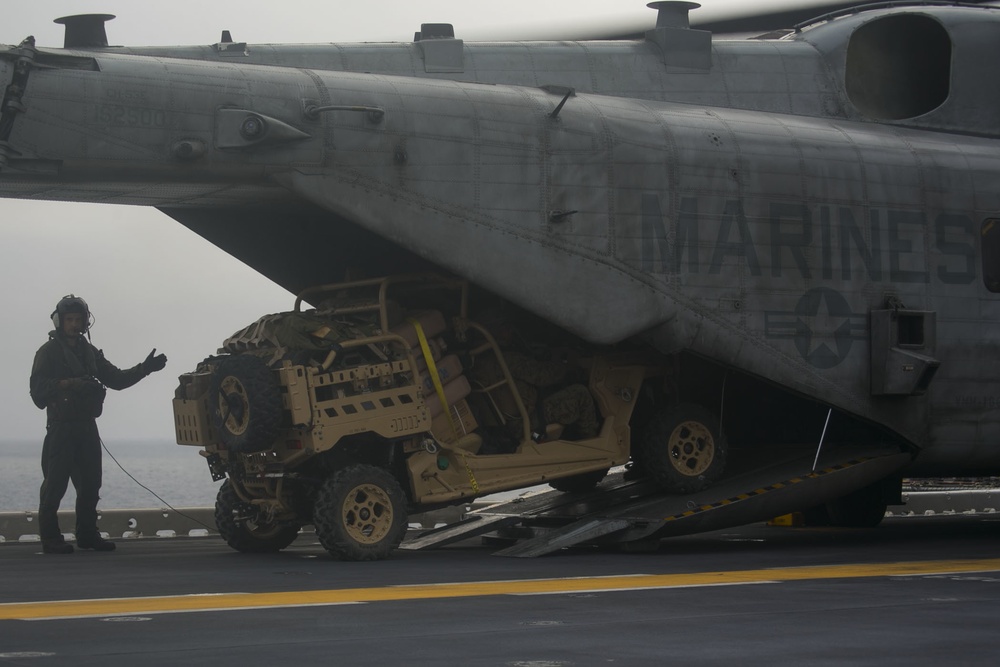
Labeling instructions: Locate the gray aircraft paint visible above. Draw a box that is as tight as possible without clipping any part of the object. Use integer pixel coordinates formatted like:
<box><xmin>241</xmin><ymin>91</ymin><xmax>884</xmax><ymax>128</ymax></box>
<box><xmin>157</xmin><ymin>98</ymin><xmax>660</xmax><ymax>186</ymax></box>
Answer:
<box><xmin>2</xmin><ymin>3</ymin><xmax>1000</xmax><ymax>475</ymax></box>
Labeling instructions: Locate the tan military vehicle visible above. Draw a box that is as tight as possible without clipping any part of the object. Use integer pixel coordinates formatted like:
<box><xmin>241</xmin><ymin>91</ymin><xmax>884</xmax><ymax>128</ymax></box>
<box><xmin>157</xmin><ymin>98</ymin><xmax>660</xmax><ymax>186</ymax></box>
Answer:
<box><xmin>173</xmin><ymin>274</ymin><xmax>727</xmax><ymax>560</ymax></box>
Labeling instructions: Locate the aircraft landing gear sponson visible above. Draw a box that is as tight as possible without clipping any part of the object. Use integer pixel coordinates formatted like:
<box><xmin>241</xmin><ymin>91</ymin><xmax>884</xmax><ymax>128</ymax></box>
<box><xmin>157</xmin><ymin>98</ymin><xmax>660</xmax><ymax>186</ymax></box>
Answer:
<box><xmin>824</xmin><ymin>477</ymin><xmax>894</xmax><ymax>527</ymax></box>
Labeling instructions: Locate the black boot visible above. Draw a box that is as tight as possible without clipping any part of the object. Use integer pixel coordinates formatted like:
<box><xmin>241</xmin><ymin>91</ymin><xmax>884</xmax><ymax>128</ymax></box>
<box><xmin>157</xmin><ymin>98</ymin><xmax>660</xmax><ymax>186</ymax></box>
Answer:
<box><xmin>76</xmin><ymin>534</ymin><xmax>116</xmax><ymax>551</ymax></box>
<box><xmin>42</xmin><ymin>538</ymin><xmax>74</xmax><ymax>554</ymax></box>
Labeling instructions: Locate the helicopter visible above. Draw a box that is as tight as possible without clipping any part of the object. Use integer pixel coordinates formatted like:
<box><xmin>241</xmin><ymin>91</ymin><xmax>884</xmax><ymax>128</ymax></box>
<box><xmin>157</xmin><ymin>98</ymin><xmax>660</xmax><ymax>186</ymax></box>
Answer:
<box><xmin>2</xmin><ymin>1</ymin><xmax>999</xmax><ymax>551</ymax></box>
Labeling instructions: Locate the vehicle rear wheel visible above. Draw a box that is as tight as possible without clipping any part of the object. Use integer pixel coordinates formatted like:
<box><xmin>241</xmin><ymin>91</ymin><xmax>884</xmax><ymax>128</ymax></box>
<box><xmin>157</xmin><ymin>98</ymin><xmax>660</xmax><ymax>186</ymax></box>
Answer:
<box><xmin>639</xmin><ymin>403</ymin><xmax>727</xmax><ymax>494</ymax></box>
<box><xmin>313</xmin><ymin>464</ymin><xmax>408</xmax><ymax>561</ymax></box>
<box><xmin>209</xmin><ymin>354</ymin><xmax>282</xmax><ymax>453</ymax></box>
<box><xmin>549</xmin><ymin>467</ymin><xmax>609</xmax><ymax>493</ymax></box>
<box><xmin>215</xmin><ymin>480</ymin><xmax>301</xmax><ymax>553</ymax></box>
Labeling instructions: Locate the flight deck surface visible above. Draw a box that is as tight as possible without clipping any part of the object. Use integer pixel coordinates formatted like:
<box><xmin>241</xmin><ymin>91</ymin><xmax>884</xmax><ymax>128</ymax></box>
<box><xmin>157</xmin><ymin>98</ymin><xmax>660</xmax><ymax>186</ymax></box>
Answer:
<box><xmin>2</xmin><ymin>515</ymin><xmax>999</xmax><ymax>666</ymax></box>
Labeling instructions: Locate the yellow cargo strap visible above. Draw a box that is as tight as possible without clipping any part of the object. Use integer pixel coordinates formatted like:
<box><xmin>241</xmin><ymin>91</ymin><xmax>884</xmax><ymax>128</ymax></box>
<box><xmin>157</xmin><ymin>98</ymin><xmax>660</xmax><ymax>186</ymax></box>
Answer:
<box><xmin>460</xmin><ymin>451</ymin><xmax>480</xmax><ymax>494</ymax></box>
<box><xmin>409</xmin><ymin>318</ymin><xmax>478</xmax><ymax>494</ymax></box>
<box><xmin>408</xmin><ymin>318</ymin><xmax>459</xmax><ymax>438</ymax></box>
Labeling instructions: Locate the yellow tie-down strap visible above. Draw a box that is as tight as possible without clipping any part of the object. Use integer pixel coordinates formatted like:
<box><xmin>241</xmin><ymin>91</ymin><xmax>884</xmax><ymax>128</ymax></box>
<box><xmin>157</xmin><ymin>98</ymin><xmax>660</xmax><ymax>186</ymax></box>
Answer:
<box><xmin>408</xmin><ymin>318</ymin><xmax>479</xmax><ymax>495</ymax></box>
<box><xmin>408</xmin><ymin>317</ymin><xmax>458</xmax><ymax>438</ymax></box>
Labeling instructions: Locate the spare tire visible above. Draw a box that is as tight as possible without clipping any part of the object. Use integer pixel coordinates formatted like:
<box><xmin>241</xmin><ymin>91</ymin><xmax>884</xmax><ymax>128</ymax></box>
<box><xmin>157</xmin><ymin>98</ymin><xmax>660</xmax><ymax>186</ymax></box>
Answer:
<box><xmin>209</xmin><ymin>355</ymin><xmax>282</xmax><ymax>453</ymax></box>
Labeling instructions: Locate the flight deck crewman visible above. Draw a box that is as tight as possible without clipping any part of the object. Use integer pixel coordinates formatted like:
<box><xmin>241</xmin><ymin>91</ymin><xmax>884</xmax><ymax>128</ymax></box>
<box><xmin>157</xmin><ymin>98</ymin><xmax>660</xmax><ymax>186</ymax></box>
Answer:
<box><xmin>29</xmin><ymin>295</ymin><xmax>167</xmax><ymax>554</ymax></box>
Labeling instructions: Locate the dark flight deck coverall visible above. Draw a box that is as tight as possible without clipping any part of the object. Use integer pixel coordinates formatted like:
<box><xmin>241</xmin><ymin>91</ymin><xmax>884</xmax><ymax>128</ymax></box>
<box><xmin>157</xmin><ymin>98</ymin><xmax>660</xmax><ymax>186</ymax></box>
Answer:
<box><xmin>29</xmin><ymin>331</ymin><xmax>148</xmax><ymax>543</ymax></box>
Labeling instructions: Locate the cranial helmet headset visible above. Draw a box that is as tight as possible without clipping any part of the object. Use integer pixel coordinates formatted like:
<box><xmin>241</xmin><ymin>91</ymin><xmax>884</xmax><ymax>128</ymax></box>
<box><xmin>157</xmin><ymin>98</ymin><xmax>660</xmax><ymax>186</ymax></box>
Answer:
<box><xmin>51</xmin><ymin>294</ymin><xmax>94</xmax><ymax>332</ymax></box>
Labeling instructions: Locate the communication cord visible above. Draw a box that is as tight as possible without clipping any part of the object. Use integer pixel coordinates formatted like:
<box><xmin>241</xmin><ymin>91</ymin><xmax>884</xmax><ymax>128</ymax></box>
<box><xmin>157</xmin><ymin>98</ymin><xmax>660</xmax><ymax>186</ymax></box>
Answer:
<box><xmin>100</xmin><ymin>438</ymin><xmax>215</xmax><ymax>532</ymax></box>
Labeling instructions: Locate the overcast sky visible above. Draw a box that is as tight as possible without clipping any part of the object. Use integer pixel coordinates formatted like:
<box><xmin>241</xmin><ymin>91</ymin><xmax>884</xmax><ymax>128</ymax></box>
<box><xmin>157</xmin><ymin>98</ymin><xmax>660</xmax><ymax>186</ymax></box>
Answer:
<box><xmin>0</xmin><ymin>0</ymin><xmax>846</xmax><ymax>444</ymax></box>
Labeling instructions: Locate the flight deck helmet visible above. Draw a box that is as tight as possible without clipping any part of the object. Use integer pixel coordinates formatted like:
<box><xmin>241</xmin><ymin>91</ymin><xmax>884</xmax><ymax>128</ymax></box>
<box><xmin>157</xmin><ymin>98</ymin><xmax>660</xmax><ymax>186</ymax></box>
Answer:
<box><xmin>51</xmin><ymin>294</ymin><xmax>92</xmax><ymax>332</ymax></box>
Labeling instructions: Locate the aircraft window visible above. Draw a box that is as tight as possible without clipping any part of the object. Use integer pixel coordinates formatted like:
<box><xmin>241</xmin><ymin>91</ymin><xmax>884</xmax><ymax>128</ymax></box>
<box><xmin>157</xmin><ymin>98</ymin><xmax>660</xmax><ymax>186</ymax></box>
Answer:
<box><xmin>845</xmin><ymin>14</ymin><xmax>951</xmax><ymax>120</ymax></box>
<box><xmin>982</xmin><ymin>219</ymin><xmax>1000</xmax><ymax>293</ymax></box>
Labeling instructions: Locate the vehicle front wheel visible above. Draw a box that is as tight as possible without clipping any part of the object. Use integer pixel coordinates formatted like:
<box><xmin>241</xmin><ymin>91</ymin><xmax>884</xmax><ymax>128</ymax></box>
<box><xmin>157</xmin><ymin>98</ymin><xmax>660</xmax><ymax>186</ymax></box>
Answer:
<box><xmin>215</xmin><ymin>480</ymin><xmax>301</xmax><ymax>553</ymax></box>
<box><xmin>639</xmin><ymin>403</ymin><xmax>727</xmax><ymax>494</ymax></box>
<box><xmin>313</xmin><ymin>464</ymin><xmax>408</xmax><ymax>561</ymax></box>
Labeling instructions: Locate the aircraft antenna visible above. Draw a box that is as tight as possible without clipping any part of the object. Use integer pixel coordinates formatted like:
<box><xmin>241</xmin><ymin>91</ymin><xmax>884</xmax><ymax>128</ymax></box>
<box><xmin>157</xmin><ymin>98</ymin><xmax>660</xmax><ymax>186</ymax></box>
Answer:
<box><xmin>811</xmin><ymin>408</ymin><xmax>833</xmax><ymax>472</ymax></box>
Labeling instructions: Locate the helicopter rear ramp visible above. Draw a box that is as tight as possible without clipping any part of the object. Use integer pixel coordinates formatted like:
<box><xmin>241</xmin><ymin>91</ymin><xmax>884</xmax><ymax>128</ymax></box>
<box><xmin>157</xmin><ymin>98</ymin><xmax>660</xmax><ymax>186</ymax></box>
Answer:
<box><xmin>400</xmin><ymin>445</ymin><xmax>911</xmax><ymax>557</ymax></box>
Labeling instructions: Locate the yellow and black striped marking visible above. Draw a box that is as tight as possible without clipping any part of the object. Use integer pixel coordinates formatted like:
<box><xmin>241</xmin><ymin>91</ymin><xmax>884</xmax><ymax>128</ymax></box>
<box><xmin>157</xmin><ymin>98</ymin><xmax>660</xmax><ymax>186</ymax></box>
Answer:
<box><xmin>664</xmin><ymin>459</ymin><xmax>870</xmax><ymax>522</ymax></box>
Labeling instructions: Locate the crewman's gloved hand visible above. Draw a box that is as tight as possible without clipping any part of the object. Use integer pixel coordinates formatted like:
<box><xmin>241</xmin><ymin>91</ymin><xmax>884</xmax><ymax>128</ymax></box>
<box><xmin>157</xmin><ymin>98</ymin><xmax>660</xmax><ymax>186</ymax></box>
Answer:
<box><xmin>142</xmin><ymin>348</ymin><xmax>167</xmax><ymax>375</ymax></box>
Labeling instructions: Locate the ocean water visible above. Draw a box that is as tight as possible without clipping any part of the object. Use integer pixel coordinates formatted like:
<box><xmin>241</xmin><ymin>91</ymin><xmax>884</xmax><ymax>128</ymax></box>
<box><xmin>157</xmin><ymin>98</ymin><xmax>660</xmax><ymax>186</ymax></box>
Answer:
<box><xmin>0</xmin><ymin>439</ymin><xmax>221</xmax><ymax>512</ymax></box>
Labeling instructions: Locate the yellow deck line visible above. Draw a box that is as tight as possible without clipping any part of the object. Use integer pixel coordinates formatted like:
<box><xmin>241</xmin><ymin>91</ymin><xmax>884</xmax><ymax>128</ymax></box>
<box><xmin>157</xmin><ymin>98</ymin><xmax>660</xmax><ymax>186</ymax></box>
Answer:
<box><xmin>3</xmin><ymin>558</ymin><xmax>999</xmax><ymax>621</ymax></box>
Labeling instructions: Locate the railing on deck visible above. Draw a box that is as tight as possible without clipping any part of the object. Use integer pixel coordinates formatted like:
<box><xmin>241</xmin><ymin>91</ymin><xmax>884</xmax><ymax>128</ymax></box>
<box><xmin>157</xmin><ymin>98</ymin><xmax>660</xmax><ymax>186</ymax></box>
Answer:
<box><xmin>0</xmin><ymin>505</ymin><xmax>475</xmax><ymax>544</ymax></box>
<box><xmin>2</xmin><ymin>488</ymin><xmax>997</xmax><ymax>544</ymax></box>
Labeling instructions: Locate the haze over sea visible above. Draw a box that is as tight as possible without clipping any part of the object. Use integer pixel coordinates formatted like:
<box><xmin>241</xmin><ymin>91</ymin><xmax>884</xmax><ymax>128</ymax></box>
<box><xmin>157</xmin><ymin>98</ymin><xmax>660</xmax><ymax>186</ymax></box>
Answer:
<box><xmin>0</xmin><ymin>439</ymin><xmax>220</xmax><ymax>512</ymax></box>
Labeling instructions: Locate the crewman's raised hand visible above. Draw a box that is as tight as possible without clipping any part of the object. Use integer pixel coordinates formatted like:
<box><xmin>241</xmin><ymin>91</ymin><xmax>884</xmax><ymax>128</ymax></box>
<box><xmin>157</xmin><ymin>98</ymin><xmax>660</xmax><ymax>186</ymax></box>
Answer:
<box><xmin>142</xmin><ymin>348</ymin><xmax>167</xmax><ymax>374</ymax></box>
